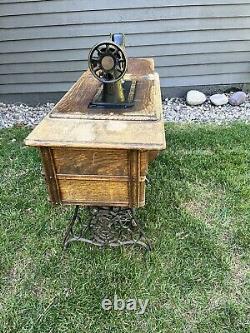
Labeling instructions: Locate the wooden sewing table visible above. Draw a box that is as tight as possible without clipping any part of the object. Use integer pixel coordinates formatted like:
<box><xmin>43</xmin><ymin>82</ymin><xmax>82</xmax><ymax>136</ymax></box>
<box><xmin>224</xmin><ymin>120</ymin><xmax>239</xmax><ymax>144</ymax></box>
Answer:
<box><xmin>25</xmin><ymin>58</ymin><xmax>166</xmax><ymax>249</ymax></box>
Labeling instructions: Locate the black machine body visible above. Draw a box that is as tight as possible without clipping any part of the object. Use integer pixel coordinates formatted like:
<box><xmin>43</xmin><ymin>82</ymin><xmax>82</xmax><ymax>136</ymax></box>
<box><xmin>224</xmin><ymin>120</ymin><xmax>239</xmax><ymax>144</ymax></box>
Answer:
<box><xmin>88</xmin><ymin>33</ymin><xmax>136</xmax><ymax>109</ymax></box>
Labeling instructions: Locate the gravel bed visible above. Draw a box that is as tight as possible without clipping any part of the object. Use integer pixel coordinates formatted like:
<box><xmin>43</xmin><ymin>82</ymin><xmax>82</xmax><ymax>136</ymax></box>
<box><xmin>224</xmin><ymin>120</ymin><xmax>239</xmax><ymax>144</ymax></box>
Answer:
<box><xmin>163</xmin><ymin>93</ymin><xmax>250</xmax><ymax>124</ymax></box>
<box><xmin>0</xmin><ymin>102</ymin><xmax>54</xmax><ymax>129</ymax></box>
<box><xmin>0</xmin><ymin>94</ymin><xmax>250</xmax><ymax>129</ymax></box>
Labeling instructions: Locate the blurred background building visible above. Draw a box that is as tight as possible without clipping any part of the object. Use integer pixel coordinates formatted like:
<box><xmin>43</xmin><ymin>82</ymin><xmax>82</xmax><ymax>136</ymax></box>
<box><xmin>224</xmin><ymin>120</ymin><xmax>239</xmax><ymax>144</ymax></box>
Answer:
<box><xmin>0</xmin><ymin>0</ymin><xmax>249</xmax><ymax>104</ymax></box>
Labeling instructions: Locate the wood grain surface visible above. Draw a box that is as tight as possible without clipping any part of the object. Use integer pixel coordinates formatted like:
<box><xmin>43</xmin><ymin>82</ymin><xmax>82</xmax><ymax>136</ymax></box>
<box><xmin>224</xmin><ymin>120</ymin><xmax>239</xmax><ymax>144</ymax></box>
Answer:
<box><xmin>25</xmin><ymin>58</ymin><xmax>165</xmax><ymax>150</ymax></box>
<box><xmin>59</xmin><ymin>179</ymin><xmax>129</xmax><ymax>205</ymax></box>
<box><xmin>52</xmin><ymin>148</ymin><xmax>128</xmax><ymax>176</ymax></box>
<box><xmin>26</xmin><ymin>58</ymin><xmax>165</xmax><ymax>207</ymax></box>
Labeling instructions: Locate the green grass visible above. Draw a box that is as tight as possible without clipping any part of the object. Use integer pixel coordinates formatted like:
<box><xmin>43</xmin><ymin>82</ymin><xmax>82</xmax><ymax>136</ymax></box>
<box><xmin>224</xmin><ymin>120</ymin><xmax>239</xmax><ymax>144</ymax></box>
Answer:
<box><xmin>0</xmin><ymin>123</ymin><xmax>249</xmax><ymax>333</ymax></box>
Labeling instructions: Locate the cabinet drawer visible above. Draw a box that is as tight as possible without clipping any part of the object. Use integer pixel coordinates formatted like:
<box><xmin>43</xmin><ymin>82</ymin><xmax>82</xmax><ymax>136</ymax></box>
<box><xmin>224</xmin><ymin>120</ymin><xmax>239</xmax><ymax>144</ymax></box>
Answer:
<box><xmin>52</xmin><ymin>148</ymin><xmax>128</xmax><ymax>176</ymax></box>
<box><xmin>40</xmin><ymin>147</ymin><xmax>147</xmax><ymax>207</ymax></box>
<box><xmin>58</xmin><ymin>179</ymin><xmax>129</xmax><ymax>205</ymax></box>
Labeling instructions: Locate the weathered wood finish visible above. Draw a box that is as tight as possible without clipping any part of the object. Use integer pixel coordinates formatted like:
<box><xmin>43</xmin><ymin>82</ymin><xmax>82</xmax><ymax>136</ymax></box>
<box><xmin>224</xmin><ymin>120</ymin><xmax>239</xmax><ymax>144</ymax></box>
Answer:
<box><xmin>59</xmin><ymin>179</ymin><xmax>129</xmax><ymax>205</ymax></box>
<box><xmin>49</xmin><ymin>59</ymin><xmax>157</xmax><ymax>121</ymax></box>
<box><xmin>52</xmin><ymin>148</ymin><xmax>128</xmax><ymax>176</ymax></box>
<box><xmin>40</xmin><ymin>147</ymin><xmax>60</xmax><ymax>204</ymax></box>
<box><xmin>41</xmin><ymin>147</ymin><xmax>148</xmax><ymax>207</ymax></box>
<box><xmin>25</xmin><ymin>59</ymin><xmax>165</xmax><ymax>151</ymax></box>
<box><xmin>25</xmin><ymin>58</ymin><xmax>166</xmax><ymax>208</ymax></box>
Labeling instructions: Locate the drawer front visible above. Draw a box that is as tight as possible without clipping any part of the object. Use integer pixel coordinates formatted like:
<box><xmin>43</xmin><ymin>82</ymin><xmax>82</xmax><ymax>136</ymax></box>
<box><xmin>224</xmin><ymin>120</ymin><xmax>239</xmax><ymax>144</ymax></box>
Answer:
<box><xmin>41</xmin><ymin>147</ymin><xmax>148</xmax><ymax>207</ymax></box>
<box><xmin>58</xmin><ymin>179</ymin><xmax>129</xmax><ymax>205</ymax></box>
<box><xmin>52</xmin><ymin>148</ymin><xmax>128</xmax><ymax>176</ymax></box>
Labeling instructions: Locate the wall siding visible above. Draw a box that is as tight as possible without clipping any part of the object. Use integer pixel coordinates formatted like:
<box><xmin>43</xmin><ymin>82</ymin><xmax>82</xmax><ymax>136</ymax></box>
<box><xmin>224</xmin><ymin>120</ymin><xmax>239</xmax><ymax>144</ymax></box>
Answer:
<box><xmin>0</xmin><ymin>0</ymin><xmax>250</xmax><ymax>102</ymax></box>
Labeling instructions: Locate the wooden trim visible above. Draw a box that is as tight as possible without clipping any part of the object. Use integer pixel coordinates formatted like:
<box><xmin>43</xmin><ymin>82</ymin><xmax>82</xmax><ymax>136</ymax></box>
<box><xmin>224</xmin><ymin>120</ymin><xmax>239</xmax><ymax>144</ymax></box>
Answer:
<box><xmin>127</xmin><ymin>150</ymin><xmax>131</xmax><ymax>207</ymax></box>
<box><xmin>61</xmin><ymin>200</ymin><xmax>129</xmax><ymax>207</ymax></box>
<box><xmin>51</xmin><ymin>147</ymin><xmax>128</xmax><ymax>152</ymax></box>
<box><xmin>57</xmin><ymin>174</ymin><xmax>129</xmax><ymax>181</ymax></box>
<box><xmin>137</xmin><ymin>151</ymin><xmax>141</xmax><ymax>208</ymax></box>
<box><xmin>129</xmin><ymin>150</ymin><xmax>140</xmax><ymax>207</ymax></box>
<box><xmin>26</xmin><ymin>139</ymin><xmax>166</xmax><ymax>150</ymax></box>
<box><xmin>40</xmin><ymin>147</ymin><xmax>61</xmax><ymax>204</ymax></box>
<box><xmin>56</xmin><ymin>174</ymin><xmax>146</xmax><ymax>182</ymax></box>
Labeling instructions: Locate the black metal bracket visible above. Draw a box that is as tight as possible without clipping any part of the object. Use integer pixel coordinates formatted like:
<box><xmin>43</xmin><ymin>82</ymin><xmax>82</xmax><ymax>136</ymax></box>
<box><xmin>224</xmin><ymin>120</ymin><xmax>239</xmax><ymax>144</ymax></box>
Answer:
<box><xmin>63</xmin><ymin>206</ymin><xmax>151</xmax><ymax>251</ymax></box>
<box><xmin>88</xmin><ymin>80</ymin><xmax>136</xmax><ymax>109</ymax></box>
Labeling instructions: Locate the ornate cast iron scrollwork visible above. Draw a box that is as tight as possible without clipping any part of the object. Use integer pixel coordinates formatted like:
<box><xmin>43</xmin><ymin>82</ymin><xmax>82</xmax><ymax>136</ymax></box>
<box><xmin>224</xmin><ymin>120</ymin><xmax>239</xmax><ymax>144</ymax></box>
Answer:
<box><xmin>63</xmin><ymin>206</ymin><xmax>151</xmax><ymax>251</ymax></box>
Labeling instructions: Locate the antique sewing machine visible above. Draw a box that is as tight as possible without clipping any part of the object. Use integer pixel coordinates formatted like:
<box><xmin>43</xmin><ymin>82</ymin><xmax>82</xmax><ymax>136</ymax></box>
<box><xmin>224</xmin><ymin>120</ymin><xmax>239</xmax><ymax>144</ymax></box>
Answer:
<box><xmin>25</xmin><ymin>33</ymin><xmax>166</xmax><ymax>250</ymax></box>
<box><xmin>88</xmin><ymin>33</ymin><xmax>135</xmax><ymax>108</ymax></box>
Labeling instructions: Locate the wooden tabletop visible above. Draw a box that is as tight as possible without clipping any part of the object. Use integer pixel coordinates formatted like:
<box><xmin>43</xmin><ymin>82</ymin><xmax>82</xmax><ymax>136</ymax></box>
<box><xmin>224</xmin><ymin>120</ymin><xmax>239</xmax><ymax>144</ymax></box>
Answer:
<box><xmin>25</xmin><ymin>58</ymin><xmax>166</xmax><ymax>150</ymax></box>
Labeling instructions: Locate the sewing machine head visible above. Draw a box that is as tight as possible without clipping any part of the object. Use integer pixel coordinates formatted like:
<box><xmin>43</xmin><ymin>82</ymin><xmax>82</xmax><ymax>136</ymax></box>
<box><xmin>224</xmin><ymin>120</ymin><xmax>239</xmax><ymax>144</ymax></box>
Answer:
<box><xmin>88</xmin><ymin>33</ymin><xmax>136</xmax><ymax>109</ymax></box>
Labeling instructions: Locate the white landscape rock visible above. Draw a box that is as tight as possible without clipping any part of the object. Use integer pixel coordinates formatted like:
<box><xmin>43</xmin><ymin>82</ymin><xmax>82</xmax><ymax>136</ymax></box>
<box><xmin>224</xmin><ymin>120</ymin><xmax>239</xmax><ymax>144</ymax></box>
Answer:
<box><xmin>163</xmin><ymin>93</ymin><xmax>250</xmax><ymax>124</ymax></box>
<box><xmin>210</xmin><ymin>94</ymin><xmax>228</xmax><ymax>106</ymax></box>
<box><xmin>186</xmin><ymin>90</ymin><xmax>206</xmax><ymax>106</ymax></box>
<box><xmin>229</xmin><ymin>91</ymin><xmax>247</xmax><ymax>106</ymax></box>
<box><xmin>1</xmin><ymin>94</ymin><xmax>250</xmax><ymax>130</ymax></box>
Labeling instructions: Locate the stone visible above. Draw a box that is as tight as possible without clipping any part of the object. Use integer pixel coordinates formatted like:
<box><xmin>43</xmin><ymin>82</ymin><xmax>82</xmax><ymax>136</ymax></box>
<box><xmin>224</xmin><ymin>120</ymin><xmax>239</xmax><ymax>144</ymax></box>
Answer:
<box><xmin>210</xmin><ymin>94</ymin><xmax>228</xmax><ymax>106</ymax></box>
<box><xmin>186</xmin><ymin>90</ymin><xmax>206</xmax><ymax>106</ymax></box>
<box><xmin>229</xmin><ymin>91</ymin><xmax>247</xmax><ymax>106</ymax></box>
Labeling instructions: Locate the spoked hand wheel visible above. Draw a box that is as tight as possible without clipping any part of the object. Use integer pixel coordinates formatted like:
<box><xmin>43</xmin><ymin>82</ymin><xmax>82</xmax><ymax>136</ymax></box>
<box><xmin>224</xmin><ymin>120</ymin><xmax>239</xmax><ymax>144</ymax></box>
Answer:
<box><xmin>88</xmin><ymin>41</ymin><xmax>127</xmax><ymax>83</ymax></box>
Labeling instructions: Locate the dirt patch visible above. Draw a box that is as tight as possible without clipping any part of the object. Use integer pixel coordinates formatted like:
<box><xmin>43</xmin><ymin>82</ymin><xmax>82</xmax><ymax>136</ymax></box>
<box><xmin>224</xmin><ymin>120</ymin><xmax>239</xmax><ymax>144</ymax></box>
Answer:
<box><xmin>181</xmin><ymin>181</ymin><xmax>226</xmax><ymax>225</ymax></box>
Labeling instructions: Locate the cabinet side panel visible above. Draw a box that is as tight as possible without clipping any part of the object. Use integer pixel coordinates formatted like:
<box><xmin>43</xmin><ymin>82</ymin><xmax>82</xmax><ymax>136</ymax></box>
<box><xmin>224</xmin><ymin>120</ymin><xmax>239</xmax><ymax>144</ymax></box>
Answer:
<box><xmin>129</xmin><ymin>150</ymin><xmax>139</xmax><ymax>207</ymax></box>
<box><xmin>139</xmin><ymin>151</ymin><xmax>148</xmax><ymax>206</ymax></box>
<box><xmin>40</xmin><ymin>147</ymin><xmax>61</xmax><ymax>204</ymax></box>
<box><xmin>139</xmin><ymin>182</ymin><xmax>145</xmax><ymax>207</ymax></box>
<box><xmin>129</xmin><ymin>150</ymin><xmax>148</xmax><ymax>208</ymax></box>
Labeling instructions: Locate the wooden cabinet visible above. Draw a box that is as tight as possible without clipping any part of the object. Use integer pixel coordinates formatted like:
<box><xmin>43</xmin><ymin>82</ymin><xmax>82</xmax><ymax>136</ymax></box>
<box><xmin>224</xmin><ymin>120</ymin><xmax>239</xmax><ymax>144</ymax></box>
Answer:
<box><xmin>40</xmin><ymin>147</ymin><xmax>150</xmax><ymax>207</ymax></box>
<box><xmin>25</xmin><ymin>58</ymin><xmax>166</xmax><ymax>208</ymax></box>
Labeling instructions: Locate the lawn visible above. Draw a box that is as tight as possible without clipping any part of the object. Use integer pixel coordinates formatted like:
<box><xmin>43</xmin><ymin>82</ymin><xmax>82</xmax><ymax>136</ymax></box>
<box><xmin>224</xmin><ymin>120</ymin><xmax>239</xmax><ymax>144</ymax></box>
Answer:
<box><xmin>0</xmin><ymin>123</ymin><xmax>249</xmax><ymax>333</ymax></box>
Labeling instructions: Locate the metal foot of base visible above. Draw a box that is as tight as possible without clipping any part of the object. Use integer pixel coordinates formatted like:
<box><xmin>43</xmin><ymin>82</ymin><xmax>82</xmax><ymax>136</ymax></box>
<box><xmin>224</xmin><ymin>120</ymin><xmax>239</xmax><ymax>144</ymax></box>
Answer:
<box><xmin>63</xmin><ymin>206</ymin><xmax>152</xmax><ymax>251</ymax></box>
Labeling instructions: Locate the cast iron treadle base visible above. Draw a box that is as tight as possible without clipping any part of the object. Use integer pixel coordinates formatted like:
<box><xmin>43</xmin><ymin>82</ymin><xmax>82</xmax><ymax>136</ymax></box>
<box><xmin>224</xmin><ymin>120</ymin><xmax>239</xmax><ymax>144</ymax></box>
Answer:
<box><xmin>63</xmin><ymin>206</ymin><xmax>152</xmax><ymax>251</ymax></box>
